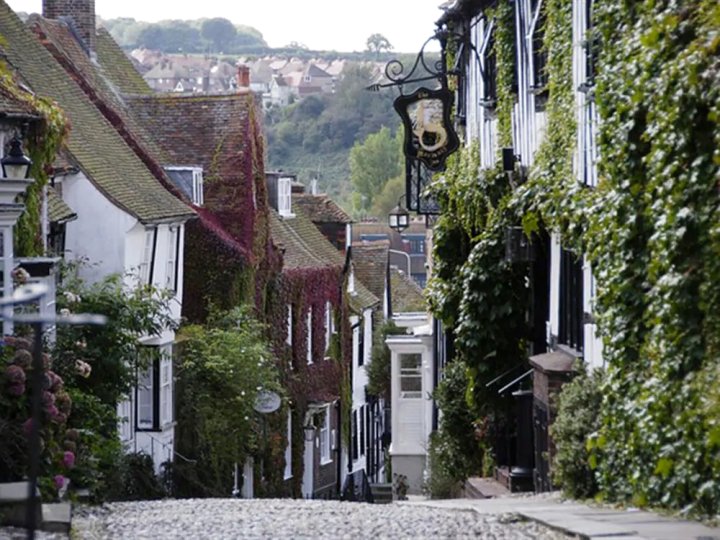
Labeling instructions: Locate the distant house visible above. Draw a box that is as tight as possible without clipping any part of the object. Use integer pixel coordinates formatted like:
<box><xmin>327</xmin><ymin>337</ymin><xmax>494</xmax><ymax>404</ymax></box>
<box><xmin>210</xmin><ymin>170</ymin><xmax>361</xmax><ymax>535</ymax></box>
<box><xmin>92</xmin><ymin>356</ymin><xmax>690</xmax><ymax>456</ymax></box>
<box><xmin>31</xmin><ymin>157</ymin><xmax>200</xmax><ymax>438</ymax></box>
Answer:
<box><xmin>353</xmin><ymin>220</ymin><xmax>429</xmax><ymax>288</ymax></box>
<box><xmin>296</xmin><ymin>63</ymin><xmax>335</xmax><ymax>97</ymax></box>
<box><xmin>267</xmin><ymin>74</ymin><xmax>293</xmax><ymax>108</ymax></box>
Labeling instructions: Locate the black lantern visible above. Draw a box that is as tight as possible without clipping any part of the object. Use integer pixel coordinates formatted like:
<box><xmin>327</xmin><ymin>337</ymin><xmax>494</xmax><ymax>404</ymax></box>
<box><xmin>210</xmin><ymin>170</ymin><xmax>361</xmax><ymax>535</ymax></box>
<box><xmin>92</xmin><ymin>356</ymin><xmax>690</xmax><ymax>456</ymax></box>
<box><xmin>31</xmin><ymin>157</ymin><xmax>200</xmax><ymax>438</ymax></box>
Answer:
<box><xmin>1</xmin><ymin>136</ymin><xmax>32</xmax><ymax>179</ymax></box>
<box><xmin>388</xmin><ymin>199</ymin><xmax>410</xmax><ymax>233</ymax></box>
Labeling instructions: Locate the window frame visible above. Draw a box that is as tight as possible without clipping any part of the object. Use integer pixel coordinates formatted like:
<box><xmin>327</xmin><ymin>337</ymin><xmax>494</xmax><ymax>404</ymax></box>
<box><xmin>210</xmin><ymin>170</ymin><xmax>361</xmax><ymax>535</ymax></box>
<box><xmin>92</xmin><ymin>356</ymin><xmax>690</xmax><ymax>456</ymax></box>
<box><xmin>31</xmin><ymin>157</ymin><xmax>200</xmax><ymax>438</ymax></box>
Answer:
<box><xmin>139</xmin><ymin>228</ymin><xmax>157</xmax><ymax>285</ymax></box>
<box><xmin>306</xmin><ymin>308</ymin><xmax>313</xmax><ymax>365</ymax></box>
<box><xmin>399</xmin><ymin>353</ymin><xmax>423</xmax><ymax>399</ymax></box>
<box><xmin>319</xmin><ymin>405</ymin><xmax>331</xmax><ymax>464</ymax></box>
<box><xmin>278</xmin><ymin>176</ymin><xmax>293</xmax><ymax>217</ymax></box>
<box><xmin>559</xmin><ymin>248</ymin><xmax>584</xmax><ymax>352</ymax></box>
<box><xmin>284</xmin><ymin>410</ymin><xmax>293</xmax><ymax>479</ymax></box>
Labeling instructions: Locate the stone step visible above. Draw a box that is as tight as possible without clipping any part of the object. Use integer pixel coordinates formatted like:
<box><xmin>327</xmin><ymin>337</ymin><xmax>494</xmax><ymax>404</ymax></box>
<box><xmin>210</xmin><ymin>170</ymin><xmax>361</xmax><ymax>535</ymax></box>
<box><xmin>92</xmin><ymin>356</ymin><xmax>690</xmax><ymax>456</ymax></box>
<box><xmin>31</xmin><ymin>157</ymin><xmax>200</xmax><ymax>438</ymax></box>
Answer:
<box><xmin>0</xmin><ymin>482</ymin><xmax>41</xmax><ymax>529</ymax></box>
<box><xmin>464</xmin><ymin>477</ymin><xmax>511</xmax><ymax>499</ymax></box>
<box><xmin>370</xmin><ymin>483</ymin><xmax>394</xmax><ymax>504</ymax></box>
<box><xmin>41</xmin><ymin>502</ymin><xmax>72</xmax><ymax>534</ymax></box>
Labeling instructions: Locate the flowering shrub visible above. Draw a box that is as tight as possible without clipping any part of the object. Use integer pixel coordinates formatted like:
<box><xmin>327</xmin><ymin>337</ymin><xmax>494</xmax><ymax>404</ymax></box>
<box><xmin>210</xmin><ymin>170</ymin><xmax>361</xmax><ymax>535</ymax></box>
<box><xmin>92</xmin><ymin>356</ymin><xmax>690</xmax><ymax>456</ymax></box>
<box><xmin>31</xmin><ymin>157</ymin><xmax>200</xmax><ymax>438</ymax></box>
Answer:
<box><xmin>0</xmin><ymin>336</ymin><xmax>73</xmax><ymax>500</ymax></box>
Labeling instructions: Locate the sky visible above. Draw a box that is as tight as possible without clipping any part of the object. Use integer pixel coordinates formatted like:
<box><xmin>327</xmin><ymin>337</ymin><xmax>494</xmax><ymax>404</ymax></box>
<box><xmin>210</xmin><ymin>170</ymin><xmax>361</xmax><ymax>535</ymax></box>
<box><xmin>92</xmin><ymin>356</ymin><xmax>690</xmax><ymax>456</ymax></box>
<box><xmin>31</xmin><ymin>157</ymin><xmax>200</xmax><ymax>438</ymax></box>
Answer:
<box><xmin>5</xmin><ymin>0</ymin><xmax>446</xmax><ymax>53</ymax></box>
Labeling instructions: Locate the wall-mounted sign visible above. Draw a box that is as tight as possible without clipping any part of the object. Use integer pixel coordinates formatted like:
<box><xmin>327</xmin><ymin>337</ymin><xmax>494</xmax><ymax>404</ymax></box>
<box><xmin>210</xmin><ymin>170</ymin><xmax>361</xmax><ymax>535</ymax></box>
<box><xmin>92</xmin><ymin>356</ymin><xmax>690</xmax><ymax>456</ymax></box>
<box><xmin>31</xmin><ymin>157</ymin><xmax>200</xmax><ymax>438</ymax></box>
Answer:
<box><xmin>253</xmin><ymin>390</ymin><xmax>281</xmax><ymax>414</ymax></box>
<box><xmin>394</xmin><ymin>87</ymin><xmax>459</xmax><ymax>171</ymax></box>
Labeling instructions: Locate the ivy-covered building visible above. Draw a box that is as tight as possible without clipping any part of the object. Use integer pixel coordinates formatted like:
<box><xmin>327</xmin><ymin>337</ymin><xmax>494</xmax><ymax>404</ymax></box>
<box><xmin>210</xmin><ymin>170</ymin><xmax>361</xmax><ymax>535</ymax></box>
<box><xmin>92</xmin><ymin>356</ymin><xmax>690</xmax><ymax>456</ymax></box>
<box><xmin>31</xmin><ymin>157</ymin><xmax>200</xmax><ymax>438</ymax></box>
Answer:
<box><xmin>428</xmin><ymin>0</ymin><xmax>720</xmax><ymax>513</ymax></box>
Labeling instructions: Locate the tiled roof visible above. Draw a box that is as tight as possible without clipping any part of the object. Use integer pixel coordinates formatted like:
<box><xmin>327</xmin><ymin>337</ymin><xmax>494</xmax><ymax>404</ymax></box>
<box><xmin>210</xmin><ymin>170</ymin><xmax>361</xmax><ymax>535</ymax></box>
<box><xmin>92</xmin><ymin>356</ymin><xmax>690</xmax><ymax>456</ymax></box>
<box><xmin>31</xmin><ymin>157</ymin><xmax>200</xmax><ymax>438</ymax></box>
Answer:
<box><xmin>349</xmin><ymin>279</ymin><xmax>379</xmax><ymax>312</ymax></box>
<box><xmin>390</xmin><ymin>267</ymin><xmax>426</xmax><ymax>313</ymax></box>
<box><xmin>351</xmin><ymin>241</ymin><xmax>389</xmax><ymax>303</ymax></box>
<box><xmin>30</xmin><ymin>16</ymin><xmax>171</xmax><ymax>164</ymax></box>
<box><xmin>47</xmin><ymin>186</ymin><xmax>76</xmax><ymax>223</ymax></box>
<box><xmin>270</xmin><ymin>210</ymin><xmax>345</xmax><ymax>271</ymax></box>
<box><xmin>293</xmin><ymin>193</ymin><xmax>352</xmax><ymax>224</ymax></box>
<box><xmin>0</xmin><ymin>5</ymin><xmax>192</xmax><ymax>222</ymax></box>
<box><xmin>95</xmin><ymin>27</ymin><xmax>153</xmax><ymax>96</ymax></box>
<box><xmin>126</xmin><ymin>92</ymin><xmax>253</xmax><ymax>170</ymax></box>
<box><xmin>0</xmin><ymin>83</ymin><xmax>39</xmax><ymax>117</ymax></box>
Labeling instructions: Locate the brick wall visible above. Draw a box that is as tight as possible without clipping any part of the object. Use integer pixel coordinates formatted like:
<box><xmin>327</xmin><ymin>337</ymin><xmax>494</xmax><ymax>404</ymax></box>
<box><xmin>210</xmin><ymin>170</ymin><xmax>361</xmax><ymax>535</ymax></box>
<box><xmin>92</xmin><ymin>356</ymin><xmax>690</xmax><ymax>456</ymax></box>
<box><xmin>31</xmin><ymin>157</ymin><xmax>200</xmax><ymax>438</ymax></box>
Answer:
<box><xmin>43</xmin><ymin>0</ymin><xmax>96</xmax><ymax>53</ymax></box>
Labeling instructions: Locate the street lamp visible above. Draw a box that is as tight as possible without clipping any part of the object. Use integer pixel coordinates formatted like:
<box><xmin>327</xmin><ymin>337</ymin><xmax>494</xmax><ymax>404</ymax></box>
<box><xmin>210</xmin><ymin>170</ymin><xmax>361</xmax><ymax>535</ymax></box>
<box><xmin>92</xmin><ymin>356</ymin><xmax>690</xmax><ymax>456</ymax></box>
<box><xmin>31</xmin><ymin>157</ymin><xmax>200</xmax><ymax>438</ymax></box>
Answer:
<box><xmin>2</xmin><ymin>136</ymin><xmax>33</xmax><ymax>179</ymax></box>
<box><xmin>388</xmin><ymin>196</ymin><xmax>410</xmax><ymax>233</ymax></box>
<box><xmin>0</xmin><ymin>135</ymin><xmax>34</xmax><ymax>336</ymax></box>
<box><xmin>303</xmin><ymin>423</ymin><xmax>316</xmax><ymax>442</ymax></box>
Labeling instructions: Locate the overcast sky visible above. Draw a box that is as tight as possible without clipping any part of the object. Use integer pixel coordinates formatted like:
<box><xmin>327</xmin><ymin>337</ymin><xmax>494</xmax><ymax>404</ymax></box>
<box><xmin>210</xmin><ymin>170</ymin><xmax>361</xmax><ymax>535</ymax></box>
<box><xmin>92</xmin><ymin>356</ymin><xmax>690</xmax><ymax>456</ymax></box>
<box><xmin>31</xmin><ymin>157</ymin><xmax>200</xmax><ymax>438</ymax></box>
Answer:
<box><xmin>5</xmin><ymin>0</ymin><xmax>445</xmax><ymax>53</ymax></box>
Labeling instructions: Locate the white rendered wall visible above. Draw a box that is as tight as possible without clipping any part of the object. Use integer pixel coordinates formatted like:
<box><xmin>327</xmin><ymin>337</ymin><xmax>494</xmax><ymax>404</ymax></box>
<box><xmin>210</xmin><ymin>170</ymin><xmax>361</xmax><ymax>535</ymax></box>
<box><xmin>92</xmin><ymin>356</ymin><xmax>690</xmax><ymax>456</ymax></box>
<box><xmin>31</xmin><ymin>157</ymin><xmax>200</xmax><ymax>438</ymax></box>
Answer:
<box><xmin>62</xmin><ymin>172</ymin><xmax>135</xmax><ymax>283</ymax></box>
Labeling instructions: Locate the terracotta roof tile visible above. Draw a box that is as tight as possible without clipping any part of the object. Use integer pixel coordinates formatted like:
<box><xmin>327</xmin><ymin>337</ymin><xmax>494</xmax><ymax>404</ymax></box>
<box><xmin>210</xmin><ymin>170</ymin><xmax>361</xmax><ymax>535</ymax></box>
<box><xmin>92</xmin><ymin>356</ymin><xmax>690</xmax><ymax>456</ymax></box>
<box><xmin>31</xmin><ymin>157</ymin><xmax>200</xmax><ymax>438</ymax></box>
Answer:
<box><xmin>47</xmin><ymin>186</ymin><xmax>76</xmax><ymax>223</ymax></box>
<box><xmin>390</xmin><ymin>267</ymin><xmax>426</xmax><ymax>313</ymax></box>
<box><xmin>293</xmin><ymin>193</ymin><xmax>352</xmax><ymax>224</ymax></box>
<box><xmin>0</xmin><ymin>6</ymin><xmax>192</xmax><ymax>222</ymax></box>
<box><xmin>352</xmin><ymin>241</ymin><xmax>389</xmax><ymax>302</ymax></box>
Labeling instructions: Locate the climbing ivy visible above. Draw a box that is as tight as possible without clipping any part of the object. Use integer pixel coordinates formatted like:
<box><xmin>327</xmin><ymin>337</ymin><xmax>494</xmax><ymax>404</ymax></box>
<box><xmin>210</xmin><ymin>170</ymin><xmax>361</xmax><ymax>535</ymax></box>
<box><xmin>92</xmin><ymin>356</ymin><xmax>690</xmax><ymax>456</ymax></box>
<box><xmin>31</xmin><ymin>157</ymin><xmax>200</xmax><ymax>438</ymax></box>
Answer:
<box><xmin>584</xmin><ymin>0</ymin><xmax>720</xmax><ymax>515</ymax></box>
<box><xmin>431</xmin><ymin>0</ymin><xmax>720</xmax><ymax>516</ymax></box>
<box><xmin>0</xmin><ymin>59</ymin><xmax>68</xmax><ymax>256</ymax></box>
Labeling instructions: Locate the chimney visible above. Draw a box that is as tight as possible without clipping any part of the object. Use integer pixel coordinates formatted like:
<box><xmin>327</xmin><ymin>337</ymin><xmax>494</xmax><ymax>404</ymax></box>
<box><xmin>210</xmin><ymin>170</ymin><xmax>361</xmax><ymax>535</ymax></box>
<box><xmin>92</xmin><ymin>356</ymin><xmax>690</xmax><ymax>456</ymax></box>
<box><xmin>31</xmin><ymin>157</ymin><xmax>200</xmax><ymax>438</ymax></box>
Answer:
<box><xmin>43</xmin><ymin>0</ymin><xmax>96</xmax><ymax>55</ymax></box>
<box><xmin>236</xmin><ymin>64</ymin><xmax>250</xmax><ymax>89</ymax></box>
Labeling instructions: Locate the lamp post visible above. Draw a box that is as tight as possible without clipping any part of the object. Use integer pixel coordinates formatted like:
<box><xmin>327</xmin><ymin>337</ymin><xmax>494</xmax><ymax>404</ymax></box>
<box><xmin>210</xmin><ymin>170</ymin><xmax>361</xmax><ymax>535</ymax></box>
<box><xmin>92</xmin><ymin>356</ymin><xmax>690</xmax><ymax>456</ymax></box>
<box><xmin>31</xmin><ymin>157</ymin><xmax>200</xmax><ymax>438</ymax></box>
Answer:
<box><xmin>388</xmin><ymin>196</ymin><xmax>410</xmax><ymax>234</ymax></box>
<box><xmin>0</xmin><ymin>136</ymin><xmax>34</xmax><ymax>336</ymax></box>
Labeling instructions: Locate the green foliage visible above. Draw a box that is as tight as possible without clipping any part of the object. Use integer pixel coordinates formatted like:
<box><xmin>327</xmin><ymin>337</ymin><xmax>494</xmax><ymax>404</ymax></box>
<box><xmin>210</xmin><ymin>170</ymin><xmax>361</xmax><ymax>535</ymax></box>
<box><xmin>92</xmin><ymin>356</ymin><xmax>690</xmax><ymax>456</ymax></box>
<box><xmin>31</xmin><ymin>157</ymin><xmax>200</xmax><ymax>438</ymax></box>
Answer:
<box><xmin>103</xmin><ymin>17</ymin><xmax>266</xmax><ymax>52</ymax></box>
<box><xmin>112</xmin><ymin>453</ymin><xmax>166</xmax><ymax>501</ymax></box>
<box><xmin>583</xmin><ymin>0</ymin><xmax>720</xmax><ymax>515</ymax></box>
<box><xmin>200</xmin><ymin>18</ymin><xmax>237</xmax><ymax>53</ymax></box>
<box><xmin>368</xmin><ymin>175</ymin><xmax>405</xmax><ymax>218</ymax></box>
<box><xmin>426</xmin><ymin>360</ymin><xmax>483</xmax><ymax>498</ymax></box>
<box><xmin>265</xmin><ymin>64</ymin><xmax>399</xmax><ymax>207</ymax></box>
<box><xmin>366</xmin><ymin>321</ymin><xmax>404</xmax><ymax>398</ymax></box>
<box><xmin>433</xmin><ymin>0</ymin><xmax>720</xmax><ymax>517</ymax></box>
<box><xmin>366</xmin><ymin>33</ymin><xmax>393</xmax><ymax>59</ymax></box>
<box><xmin>51</xmin><ymin>268</ymin><xmax>175</xmax><ymax>501</ymax></box>
<box><xmin>53</xmin><ymin>269</ymin><xmax>176</xmax><ymax>407</ymax></box>
<box><xmin>0</xmin><ymin>337</ymin><xmax>74</xmax><ymax>501</ymax></box>
<box><xmin>174</xmin><ymin>306</ymin><xmax>282</xmax><ymax>497</ymax></box>
<box><xmin>350</xmin><ymin>126</ymin><xmax>403</xmax><ymax>214</ymax></box>
<box><xmin>550</xmin><ymin>367</ymin><xmax>603</xmax><ymax>499</ymax></box>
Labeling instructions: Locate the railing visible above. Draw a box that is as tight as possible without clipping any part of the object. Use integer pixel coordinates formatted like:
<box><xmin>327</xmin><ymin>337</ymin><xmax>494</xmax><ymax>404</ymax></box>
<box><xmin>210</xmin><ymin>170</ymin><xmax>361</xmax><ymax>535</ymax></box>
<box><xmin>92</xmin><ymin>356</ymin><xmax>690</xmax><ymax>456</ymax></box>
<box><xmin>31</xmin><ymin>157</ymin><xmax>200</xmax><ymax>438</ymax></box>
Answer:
<box><xmin>341</xmin><ymin>469</ymin><xmax>374</xmax><ymax>503</ymax></box>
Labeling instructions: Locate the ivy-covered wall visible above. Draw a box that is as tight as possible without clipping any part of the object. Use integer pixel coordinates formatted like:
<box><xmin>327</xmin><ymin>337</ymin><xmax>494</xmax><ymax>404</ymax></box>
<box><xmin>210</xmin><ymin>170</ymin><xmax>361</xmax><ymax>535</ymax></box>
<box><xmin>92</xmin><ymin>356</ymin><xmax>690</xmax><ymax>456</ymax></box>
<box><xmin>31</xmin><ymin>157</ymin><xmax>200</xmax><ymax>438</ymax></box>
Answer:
<box><xmin>0</xmin><ymin>59</ymin><xmax>68</xmax><ymax>256</ymax></box>
<box><xmin>430</xmin><ymin>0</ymin><xmax>720</xmax><ymax>515</ymax></box>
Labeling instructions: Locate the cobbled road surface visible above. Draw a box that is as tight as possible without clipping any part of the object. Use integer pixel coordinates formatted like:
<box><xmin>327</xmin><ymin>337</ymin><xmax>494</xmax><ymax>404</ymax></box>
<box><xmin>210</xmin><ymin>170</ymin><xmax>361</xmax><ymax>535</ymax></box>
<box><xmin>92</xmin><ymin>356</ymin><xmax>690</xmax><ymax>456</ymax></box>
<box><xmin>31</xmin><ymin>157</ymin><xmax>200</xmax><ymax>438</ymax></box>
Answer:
<box><xmin>57</xmin><ymin>498</ymin><xmax>570</xmax><ymax>539</ymax></box>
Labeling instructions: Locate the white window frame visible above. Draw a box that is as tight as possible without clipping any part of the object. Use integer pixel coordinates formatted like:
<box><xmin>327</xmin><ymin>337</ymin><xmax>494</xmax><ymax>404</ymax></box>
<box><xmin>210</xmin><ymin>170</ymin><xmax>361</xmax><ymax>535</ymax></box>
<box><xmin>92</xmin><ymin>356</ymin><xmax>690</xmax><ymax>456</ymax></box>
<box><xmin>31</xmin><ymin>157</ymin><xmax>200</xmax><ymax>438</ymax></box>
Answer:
<box><xmin>399</xmin><ymin>353</ymin><xmax>423</xmax><ymax>399</ymax></box>
<box><xmin>284</xmin><ymin>410</ymin><xmax>293</xmax><ymax>479</ymax></box>
<box><xmin>139</xmin><ymin>228</ymin><xmax>156</xmax><ymax>285</ymax></box>
<box><xmin>319</xmin><ymin>405</ymin><xmax>331</xmax><ymax>464</ymax></box>
<box><xmin>286</xmin><ymin>304</ymin><xmax>293</xmax><ymax>346</ymax></box>
<box><xmin>192</xmin><ymin>169</ymin><xmax>204</xmax><ymax>206</ymax></box>
<box><xmin>306</xmin><ymin>308</ymin><xmax>313</xmax><ymax>365</ymax></box>
<box><xmin>324</xmin><ymin>301</ymin><xmax>333</xmax><ymax>356</ymax></box>
<box><xmin>278</xmin><ymin>176</ymin><xmax>293</xmax><ymax>217</ymax></box>
<box><xmin>118</xmin><ymin>397</ymin><xmax>133</xmax><ymax>442</ymax></box>
<box><xmin>137</xmin><ymin>364</ymin><xmax>154</xmax><ymax>429</ymax></box>
<box><xmin>159</xmin><ymin>347</ymin><xmax>173</xmax><ymax>427</ymax></box>
<box><xmin>166</xmin><ymin>226</ymin><xmax>179</xmax><ymax>291</ymax></box>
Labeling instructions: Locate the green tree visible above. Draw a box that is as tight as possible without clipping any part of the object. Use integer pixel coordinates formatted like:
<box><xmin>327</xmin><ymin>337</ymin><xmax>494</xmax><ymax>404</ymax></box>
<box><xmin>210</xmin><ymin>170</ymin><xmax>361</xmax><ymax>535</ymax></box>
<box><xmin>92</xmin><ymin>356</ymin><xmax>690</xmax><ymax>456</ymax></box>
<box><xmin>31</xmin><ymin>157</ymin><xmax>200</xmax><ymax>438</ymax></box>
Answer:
<box><xmin>200</xmin><ymin>17</ymin><xmax>237</xmax><ymax>53</ymax></box>
<box><xmin>350</xmin><ymin>126</ymin><xmax>403</xmax><ymax>212</ymax></box>
<box><xmin>369</xmin><ymin>175</ymin><xmax>405</xmax><ymax>219</ymax></box>
<box><xmin>172</xmin><ymin>307</ymin><xmax>282</xmax><ymax>497</ymax></box>
<box><xmin>366</xmin><ymin>33</ymin><xmax>393</xmax><ymax>59</ymax></box>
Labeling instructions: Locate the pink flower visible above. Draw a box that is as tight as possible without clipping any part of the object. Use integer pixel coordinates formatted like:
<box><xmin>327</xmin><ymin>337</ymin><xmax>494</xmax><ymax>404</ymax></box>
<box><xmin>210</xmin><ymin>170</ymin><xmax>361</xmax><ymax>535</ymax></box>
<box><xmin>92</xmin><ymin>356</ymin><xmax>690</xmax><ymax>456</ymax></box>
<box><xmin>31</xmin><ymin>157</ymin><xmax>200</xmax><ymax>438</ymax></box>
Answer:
<box><xmin>41</xmin><ymin>391</ymin><xmax>56</xmax><ymax>409</ymax></box>
<box><xmin>46</xmin><ymin>405</ymin><xmax>60</xmax><ymax>420</ymax></box>
<box><xmin>5</xmin><ymin>365</ymin><xmax>25</xmax><ymax>385</ymax></box>
<box><xmin>22</xmin><ymin>418</ymin><xmax>34</xmax><ymax>436</ymax></box>
<box><xmin>62</xmin><ymin>451</ymin><xmax>75</xmax><ymax>469</ymax></box>
<box><xmin>48</xmin><ymin>372</ymin><xmax>64</xmax><ymax>392</ymax></box>
<box><xmin>8</xmin><ymin>383</ymin><xmax>25</xmax><ymax>396</ymax></box>
<box><xmin>53</xmin><ymin>475</ymin><xmax>66</xmax><ymax>489</ymax></box>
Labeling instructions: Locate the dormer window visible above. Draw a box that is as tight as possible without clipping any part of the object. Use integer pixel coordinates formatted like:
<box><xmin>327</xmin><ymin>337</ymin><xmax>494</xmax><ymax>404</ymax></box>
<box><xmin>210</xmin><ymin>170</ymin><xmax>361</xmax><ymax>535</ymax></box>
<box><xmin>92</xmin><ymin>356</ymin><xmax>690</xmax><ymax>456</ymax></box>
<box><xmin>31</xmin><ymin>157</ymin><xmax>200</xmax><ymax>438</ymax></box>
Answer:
<box><xmin>278</xmin><ymin>176</ymin><xmax>293</xmax><ymax>217</ymax></box>
<box><xmin>164</xmin><ymin>166</ymin><xmax>204</xmax><ymax>206</ymax></box>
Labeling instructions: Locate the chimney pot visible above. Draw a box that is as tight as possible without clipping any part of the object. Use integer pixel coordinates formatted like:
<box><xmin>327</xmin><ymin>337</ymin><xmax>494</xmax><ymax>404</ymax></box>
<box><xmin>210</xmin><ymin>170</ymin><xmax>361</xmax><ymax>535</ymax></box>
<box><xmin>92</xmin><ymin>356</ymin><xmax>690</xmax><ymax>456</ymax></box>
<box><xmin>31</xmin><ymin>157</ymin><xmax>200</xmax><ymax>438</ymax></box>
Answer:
<box><xmin>236</xmin><ymin>64</ymin><xmax>251</xmax><ymax>89</ymax></box>
<box><xmin>43</xmin><ymin>0</ymin><xmax>96</xmax><ymax>54</ymax></box>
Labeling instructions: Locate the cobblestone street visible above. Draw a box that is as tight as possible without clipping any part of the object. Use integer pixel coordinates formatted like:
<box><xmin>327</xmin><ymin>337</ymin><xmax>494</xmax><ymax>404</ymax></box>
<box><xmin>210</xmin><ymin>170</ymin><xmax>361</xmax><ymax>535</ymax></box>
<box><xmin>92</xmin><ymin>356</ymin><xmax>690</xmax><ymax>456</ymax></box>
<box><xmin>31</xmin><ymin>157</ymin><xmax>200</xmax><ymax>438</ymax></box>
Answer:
<box><xmin>57</xmin><ymin>499</ymin><xmax>569</xmax><ymax>539</ymax></box>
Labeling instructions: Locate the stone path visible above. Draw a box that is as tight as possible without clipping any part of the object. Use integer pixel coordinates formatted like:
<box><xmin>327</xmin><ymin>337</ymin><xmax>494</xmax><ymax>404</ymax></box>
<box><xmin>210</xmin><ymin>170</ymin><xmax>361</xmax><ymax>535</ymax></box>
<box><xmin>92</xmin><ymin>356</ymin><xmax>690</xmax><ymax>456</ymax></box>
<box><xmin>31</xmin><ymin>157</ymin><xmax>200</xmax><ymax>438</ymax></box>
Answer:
<box><xmin>404</xmin><ymin>495</ymin><xmax>720</xmax><ymax>540</ymax></box>
<box><xmin>65</xmin><ymin>498</ymin><xmax>567</xmax><ymax>539</ymax></box>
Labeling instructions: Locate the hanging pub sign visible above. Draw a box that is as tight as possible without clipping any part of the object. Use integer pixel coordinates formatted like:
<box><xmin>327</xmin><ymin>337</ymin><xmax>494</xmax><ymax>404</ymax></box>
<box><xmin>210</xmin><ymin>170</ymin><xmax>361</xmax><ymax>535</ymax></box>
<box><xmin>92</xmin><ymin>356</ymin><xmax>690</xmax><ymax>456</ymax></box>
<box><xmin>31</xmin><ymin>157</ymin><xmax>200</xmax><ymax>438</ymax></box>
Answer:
<box><xmin>394</xmin><ymin>86</ymin><xmax>459</xmax><ymax>171</ymax></box>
